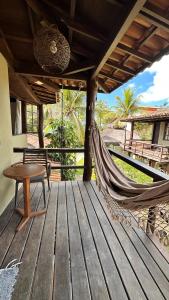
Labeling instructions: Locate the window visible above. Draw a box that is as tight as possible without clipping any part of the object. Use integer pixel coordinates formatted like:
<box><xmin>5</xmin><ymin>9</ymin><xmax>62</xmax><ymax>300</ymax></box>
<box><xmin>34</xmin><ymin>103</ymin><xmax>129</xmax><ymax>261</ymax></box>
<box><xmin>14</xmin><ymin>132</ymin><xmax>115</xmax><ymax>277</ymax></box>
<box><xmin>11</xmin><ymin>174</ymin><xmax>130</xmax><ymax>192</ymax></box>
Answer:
<box><xmin>26</xmin><ymin>105</ymin><xmax>38</xmax><ymax>133</ymax></box>
<box><xmin>10</xmin><ymin>98</ymin><xmax>22</xmax><ymax>135</ymax></box>
<box><xmin>164</xmin><ymin>122</ymin><xmax>169</xmax><ymax>140</ymax></box>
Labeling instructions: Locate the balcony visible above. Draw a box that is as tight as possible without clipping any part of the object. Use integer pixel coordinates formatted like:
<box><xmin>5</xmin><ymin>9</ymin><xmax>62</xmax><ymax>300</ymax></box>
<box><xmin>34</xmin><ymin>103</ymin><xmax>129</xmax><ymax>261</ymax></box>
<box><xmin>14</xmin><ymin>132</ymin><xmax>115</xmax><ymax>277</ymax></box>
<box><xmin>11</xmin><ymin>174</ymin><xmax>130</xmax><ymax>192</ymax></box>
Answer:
<box><xmin>1</xmin><ymin>179</ymin><xmax>169</xmax><ymax>299</ymax></box>
<box><xmin>124</xmin><ymin>140</ymin><xmax>169</xmax><ymax>163</ymax></box>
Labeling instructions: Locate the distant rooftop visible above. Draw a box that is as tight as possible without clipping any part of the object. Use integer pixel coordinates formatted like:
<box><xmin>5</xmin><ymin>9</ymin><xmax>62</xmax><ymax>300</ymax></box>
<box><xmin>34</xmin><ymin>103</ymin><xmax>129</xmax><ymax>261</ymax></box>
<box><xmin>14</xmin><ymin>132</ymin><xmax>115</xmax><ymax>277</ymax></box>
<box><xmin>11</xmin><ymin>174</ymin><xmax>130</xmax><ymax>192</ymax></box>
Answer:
<box><xmin>121</xmin><ymin>109</ymin><xmax>169</xmax><ymax>122</ymax></box>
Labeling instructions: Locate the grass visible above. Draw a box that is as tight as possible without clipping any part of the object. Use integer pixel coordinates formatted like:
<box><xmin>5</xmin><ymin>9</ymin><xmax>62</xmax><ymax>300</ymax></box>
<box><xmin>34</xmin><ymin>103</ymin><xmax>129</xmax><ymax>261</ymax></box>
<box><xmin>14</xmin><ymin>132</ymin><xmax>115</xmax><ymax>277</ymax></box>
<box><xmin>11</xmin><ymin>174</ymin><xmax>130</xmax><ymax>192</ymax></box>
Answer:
<box><xmin>114</xmin><ymin>157</ymin><xmax>153</xmax><ymax>184</ymax></box>
<box><xmin>76</xmin><ymin>155</ymin><xmax>152</xmax><ymax>184</ymax></box>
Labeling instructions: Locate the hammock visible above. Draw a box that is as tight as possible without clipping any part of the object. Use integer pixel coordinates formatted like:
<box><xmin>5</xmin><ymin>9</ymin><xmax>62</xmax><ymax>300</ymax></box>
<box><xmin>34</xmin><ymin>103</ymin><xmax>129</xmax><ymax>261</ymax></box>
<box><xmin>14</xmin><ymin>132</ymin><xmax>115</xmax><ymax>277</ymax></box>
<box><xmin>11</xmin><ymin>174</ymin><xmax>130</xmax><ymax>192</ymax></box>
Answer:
<box><xmin>91</xmin><ymin>124</ymin><xmax>169</xmax><ymax>246</ymax></box>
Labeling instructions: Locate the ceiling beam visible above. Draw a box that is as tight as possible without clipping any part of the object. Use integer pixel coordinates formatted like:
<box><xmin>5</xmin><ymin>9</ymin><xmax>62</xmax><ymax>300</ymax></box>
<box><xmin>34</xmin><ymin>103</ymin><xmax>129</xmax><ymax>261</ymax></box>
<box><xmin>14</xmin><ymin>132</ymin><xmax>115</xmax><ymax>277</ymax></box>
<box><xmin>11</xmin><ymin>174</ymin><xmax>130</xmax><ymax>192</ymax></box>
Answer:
<box><xmin>15</xmin><ymin>61</ymin><xmax>87</xmax><ymax>81</ymax></box>
<box><xmin>98</xmin><ymin>79</ymin><xmax>110</xmax><ymax>93</ymax></box>
<box><xmin>135</xmin><ymin>24</ymin><xmax>157</xmax><ymax>49</ymax></box>
<box><xmin>69</xmin><ymin>0</ymin><xmax>76</xmax><ymax>43</ymax></box>
<box><xmin>26</xmin><ymin>0</ymin><xmax>105</xmax><ymax>43</ymax></box>
<box><xmin>31</xmin><ymin>77</ymin><xmax>60</xmax><ymax>92</ymax></box>
<box><xmin>117</xmin><ymin>43</ymin><xmax>153</xmax><ymax>63</ymax></box>
<box><xmin>0</xmin><ymin>28</ymin><xmax>41</xmax><ymax>104</ymax></box>
<box><xmin>141</xmin><ymin>3</ymin><xmax>169</xmax><ymax>27</ymax></box>
<box><xmin>100</xmin><ymin>71</ymin><xmax>125</xmax><ymax>84</ymax></box>
<box><xmin>140</xmin><ymin>11</ymin><xmax>169</xmax><ymax>32</ymax></box>
<box><xmin>63</xmin><ymin>63</ymin><xmax>95</xmax><ymax>75</ymax></box>
<box><xmin>105</xmin><ymin>59</ymin><xmax>136</xmax><ymax>75</ymax></box>
<box><xmin>92</xmin><ymin>0</ymin><xmax>146</xmax><ymax>78</ymax></box>
<box><xmin>16</xmin><ymin>76</ymin><xmax>41</xmax><ymax>104</ymax></box>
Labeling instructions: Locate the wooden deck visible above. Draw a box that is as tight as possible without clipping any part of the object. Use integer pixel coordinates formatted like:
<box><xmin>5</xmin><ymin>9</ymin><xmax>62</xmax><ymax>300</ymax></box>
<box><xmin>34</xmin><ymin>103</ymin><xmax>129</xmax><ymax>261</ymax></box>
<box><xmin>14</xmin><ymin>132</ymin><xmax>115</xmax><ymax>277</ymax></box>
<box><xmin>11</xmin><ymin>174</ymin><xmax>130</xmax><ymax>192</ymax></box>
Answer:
<box><xmin>1</xmin><ymin>181</ymin><xmax>169</xmax><ymax>300</ymax></box>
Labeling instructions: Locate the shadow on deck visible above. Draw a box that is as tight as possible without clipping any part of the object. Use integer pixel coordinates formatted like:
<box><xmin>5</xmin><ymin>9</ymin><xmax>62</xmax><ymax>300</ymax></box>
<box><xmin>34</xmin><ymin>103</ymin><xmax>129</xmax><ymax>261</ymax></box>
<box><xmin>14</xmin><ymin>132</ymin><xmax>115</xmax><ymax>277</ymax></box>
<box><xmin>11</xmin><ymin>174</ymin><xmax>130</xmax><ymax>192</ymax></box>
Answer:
<box><xmin>0</xmin><ymin>181</ymin><xmax>169</xmax><ymax>300</ymax></box>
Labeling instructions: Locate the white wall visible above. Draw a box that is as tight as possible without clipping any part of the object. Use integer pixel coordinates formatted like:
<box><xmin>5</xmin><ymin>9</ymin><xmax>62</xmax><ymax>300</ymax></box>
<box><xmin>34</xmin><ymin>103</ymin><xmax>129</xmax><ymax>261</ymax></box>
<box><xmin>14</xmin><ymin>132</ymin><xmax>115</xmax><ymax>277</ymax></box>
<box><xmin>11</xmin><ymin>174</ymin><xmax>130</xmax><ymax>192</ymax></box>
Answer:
<box><xmin>12</xmin><ymin>134</ymin><xmax>27</xmax><ymax>163</ymax></box>
<box><xmin>0</xmin><ymin>54</ymin><xmax>27</xmax><ymax>215</ymax></box>
<box><xmin>158</xmin><ymin>122</ymin><xmax>169</xmax><ymax>146</ymax></box>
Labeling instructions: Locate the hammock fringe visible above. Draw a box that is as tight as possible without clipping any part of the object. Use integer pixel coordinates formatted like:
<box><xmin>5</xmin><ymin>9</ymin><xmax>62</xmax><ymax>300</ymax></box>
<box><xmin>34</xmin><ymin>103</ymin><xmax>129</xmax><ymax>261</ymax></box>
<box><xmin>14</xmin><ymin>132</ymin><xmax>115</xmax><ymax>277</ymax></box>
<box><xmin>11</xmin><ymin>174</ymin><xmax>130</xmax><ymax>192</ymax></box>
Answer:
<box><xmin>92</xmin><ymin>123</ymin><xmax>169</xmax><ymax>247</ymax></box>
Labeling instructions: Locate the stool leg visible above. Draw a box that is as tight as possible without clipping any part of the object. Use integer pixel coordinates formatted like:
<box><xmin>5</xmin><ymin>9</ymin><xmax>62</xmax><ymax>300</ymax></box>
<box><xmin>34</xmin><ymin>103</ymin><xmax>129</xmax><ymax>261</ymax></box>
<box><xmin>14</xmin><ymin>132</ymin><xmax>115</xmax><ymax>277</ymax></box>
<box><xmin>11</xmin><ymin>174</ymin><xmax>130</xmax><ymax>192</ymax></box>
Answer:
<box><xmin>42</xmin><ymin>180</ymin><xmax>46</xmax><ymax>208</ymax></box>
<box><xmin>15</xmin><ymin>181</ymin><xmax>19</xmax><ymax>208</ymax></box>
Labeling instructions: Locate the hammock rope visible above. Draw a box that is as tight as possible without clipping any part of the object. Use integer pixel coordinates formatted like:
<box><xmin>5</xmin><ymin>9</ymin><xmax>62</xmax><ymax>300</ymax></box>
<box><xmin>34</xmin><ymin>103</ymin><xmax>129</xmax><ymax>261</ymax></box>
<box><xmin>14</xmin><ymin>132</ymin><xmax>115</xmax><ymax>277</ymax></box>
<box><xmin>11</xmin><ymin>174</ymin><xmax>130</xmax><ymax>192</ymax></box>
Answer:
<box><xmin>91</xmin><ymin>123</ymin><xmax>169</xmax><ymax>246</ymax></box>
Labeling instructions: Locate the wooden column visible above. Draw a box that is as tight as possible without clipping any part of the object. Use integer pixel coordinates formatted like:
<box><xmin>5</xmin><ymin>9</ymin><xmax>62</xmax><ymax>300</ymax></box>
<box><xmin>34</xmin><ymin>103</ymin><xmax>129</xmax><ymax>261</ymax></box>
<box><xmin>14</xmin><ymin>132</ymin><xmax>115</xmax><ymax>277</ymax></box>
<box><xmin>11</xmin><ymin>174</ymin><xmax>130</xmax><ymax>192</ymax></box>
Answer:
<box><xmin>21</xmin><ymin>101</ymin><xmax>27</xmax><ymax>134</ymax></box>
<box><xmin>152</xmin><ymin>121</ymin><xmax>160</xmax><ymax>144</ymax></box>
<box><xmin>38</xmin><ymin>104</ymin><xmax>44</xmax><ymax>148</ymax></box>
<box><xmin>83</xmin><ymin>77</ymin><xmax>98</xmax><ymax>181</ymax></box>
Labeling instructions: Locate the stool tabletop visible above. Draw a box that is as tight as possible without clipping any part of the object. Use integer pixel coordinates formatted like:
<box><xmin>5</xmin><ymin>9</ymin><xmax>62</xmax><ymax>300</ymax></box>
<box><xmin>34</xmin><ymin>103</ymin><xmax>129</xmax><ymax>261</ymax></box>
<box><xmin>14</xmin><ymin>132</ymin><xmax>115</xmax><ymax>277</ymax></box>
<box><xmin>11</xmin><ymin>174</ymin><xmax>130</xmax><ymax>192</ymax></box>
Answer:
<box><xmin>3</xmin><ymin>164</ymin><xmax>46</xmax><ymax>180</ymax></box>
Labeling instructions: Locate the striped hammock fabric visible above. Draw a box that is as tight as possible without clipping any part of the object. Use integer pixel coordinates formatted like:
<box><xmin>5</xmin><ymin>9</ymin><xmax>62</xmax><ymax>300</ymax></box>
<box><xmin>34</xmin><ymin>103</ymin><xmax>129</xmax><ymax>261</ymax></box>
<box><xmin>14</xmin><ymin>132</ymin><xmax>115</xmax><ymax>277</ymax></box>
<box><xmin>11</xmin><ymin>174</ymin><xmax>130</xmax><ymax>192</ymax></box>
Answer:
<box><xmin>91</xmin><ymin>124</ymin><xmax>169</xmax><ymax>246</ymax></box>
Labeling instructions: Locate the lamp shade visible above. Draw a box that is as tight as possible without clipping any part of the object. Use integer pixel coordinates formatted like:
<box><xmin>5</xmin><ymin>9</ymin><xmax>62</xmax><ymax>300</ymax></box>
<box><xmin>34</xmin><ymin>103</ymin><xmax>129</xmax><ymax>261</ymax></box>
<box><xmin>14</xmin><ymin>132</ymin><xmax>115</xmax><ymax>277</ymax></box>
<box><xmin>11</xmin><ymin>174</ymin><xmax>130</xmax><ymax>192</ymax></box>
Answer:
<box><xmin>33</xmin><ymin>26</ymin><xmax>70</xmax><ymax>74</ymax></box>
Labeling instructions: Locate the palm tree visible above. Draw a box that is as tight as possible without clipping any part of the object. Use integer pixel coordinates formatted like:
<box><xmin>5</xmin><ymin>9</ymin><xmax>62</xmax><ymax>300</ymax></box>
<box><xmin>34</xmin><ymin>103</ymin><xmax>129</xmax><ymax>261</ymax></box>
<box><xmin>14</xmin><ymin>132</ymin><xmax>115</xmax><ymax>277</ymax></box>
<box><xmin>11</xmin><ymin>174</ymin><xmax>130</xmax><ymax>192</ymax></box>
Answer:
<box><xmin>115</xmin><ymin>87</ymin><xmax>141</xmax><ymax>118</ymax></box>
<box><xmin>95</xmin><ymin>100</ymin><xmax>115</xmax><ymax>128</ymax></box>
<box><xmin>63</xmin><ymin>90</ymin><xmax>86</xmax><ymax>145</ymax></box>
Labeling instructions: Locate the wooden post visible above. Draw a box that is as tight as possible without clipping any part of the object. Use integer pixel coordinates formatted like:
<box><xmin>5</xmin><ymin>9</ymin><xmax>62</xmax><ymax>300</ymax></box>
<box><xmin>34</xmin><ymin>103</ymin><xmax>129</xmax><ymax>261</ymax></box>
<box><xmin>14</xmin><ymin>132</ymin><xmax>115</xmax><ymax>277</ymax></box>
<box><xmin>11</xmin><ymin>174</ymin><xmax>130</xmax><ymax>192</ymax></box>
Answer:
<box><xmin>146</xmin><ymin>177</ymin><xmax>157</xmax><ymax>234</ymax></box>
<box><xmin>83</xmin><ymin>77</ymin><xmax>98</xmax><ymax>181</ymax></box>
<box><xmin>38</xmin><ymin>104</ymin><xmax>44</xmax><ymax>148</ymax></box>
<box><xmin>21</xmin><ymin>101</ymin><xmax>27</xmax><ymax>134</ymax></box>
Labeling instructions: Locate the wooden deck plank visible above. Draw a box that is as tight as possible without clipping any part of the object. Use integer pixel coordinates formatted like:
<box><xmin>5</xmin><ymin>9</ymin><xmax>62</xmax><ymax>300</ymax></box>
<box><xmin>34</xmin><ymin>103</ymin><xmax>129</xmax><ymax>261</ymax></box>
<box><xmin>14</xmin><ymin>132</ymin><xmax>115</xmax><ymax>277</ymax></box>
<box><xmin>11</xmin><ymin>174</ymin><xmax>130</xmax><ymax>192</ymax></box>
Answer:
<box><xmin>133</xmin><ymin>226</ymin><xmax>169</xmax><ymax>279</ymax></box>
<box><xmin>72</xmin><ymin>181</ymin><xmax>110</xmax><ymax>300</ymax></box>
<box><xmin>90</xmin><ymin>181</ymin><xmax>169</xmax><ymax>299</ymax></box>
<box><xmin>2</xmin><ymin>183</ymin><xmax>43</xmax><ymax>268</ymax></box>
<box><xmin>0</xmin><ymin>183</ymin><xmax>38</xmax><ymax>266</ymax></box>
<box><xmin>89</xmin><ymin>181</ymin><xmax>147</xmax><ymax>300</ymax></box>
<box><xmin>78</xmin><ymin>181</ymin><xmax>128</xmax><ymax>300</ymax></box>
<box><xmin>66</xmin><ymin>181</ymin><xmax>91</xmax><ymax>300</ymax></box>
<box><xmin>30</xmin><ymin>182</ymin><xmax>58</xmax><ymax>300</ymax></box>
<box><xmin>12</xmin><ymin>185</ymin><xmax>50</xmax><ymax>300</ymax></box>
<box><xmin>53</xmin><ymin>181</ymin><xmax>71</xmax><ymax>300</ymax></box>
<box><xmin>121</xmin><ymin>224</ymin><xmax>169</xmax><ymax>299</ymax></box>
<box><xmin>0</xmin><ymin>180</ymin><xmax>169</xmax><ymax>300</ymax></box>
<box><xmin>0</xmin><ymin>183</ymin><xmax>36</xmax><ymax>236</ymax></box>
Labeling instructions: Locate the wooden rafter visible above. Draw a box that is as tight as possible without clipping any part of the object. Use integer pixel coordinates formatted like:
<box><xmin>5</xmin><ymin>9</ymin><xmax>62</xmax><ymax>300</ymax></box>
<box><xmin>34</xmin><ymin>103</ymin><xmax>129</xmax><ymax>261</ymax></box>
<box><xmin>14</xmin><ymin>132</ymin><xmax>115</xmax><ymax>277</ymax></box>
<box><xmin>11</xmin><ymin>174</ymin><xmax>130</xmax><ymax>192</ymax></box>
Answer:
<box><xmin>0</xmin><ymin>28</ymin><xmax>41</xmax><ymax>104</ymax></box>
<box><xmin>15</xmin><ymin>61</ymin><xmax>87</xmax><ymax>81</ymax></box>
<box><xmin>100</xmin><ymin>71</ymin><xmax>125</xmax><ymax>84</ymax></box>
<box><xmin>98</xmin><ymin>78</ymin><xmax>110</xmax><ymax>93</ymax></box>
<box><xmin>26</xmin><ymin>0</ymin><xmax>105</xmax><ymax>43</ymax></box>
<box><xmin>135</xmin><ymin>24</ymin><xmax>157</xmax><ymax>49</ymax></box>
<box><xmin>92</xmin><ymin>0</ymin><xmax>146</xmax><ymax>78</ymax></box>
<box><xmin>17</xmin><ymin>76</ymin><xmax>41</xmax><ymax>104</ymax></box>
<box><xmin>117</xmin><ymin>43</ymin><xmax>153</xmax><ymax>63</ymax></box>
<box><xmin>140</xmin><ymin>11</ymin><xmax>169</xmax><ymax>32</ymax></box>
<box><xmin>69</xmin><ymin>0</ymin><xmax>76</xmax><ymax>43</ymax></box>
<box><xmin>105</xmin><ymin>60</ymin><xmax>136</xmax><ymax>75</ymax></box>
<box><xmin>141</xmin><ymin>2</ymin><xmax>169</xmax><ymax>27</ymax></box>
<box><xmin>31</xmin><ymin>77</ymin><xmax>60</xmax><ymax>92</ymax></box>
<box><xmin>63</xmin><ymin>63</ymin><xmax>95</xmax><ymax>76</ymax></box>
<box><xmin>27</xmin><ymin>5</ymin><xmax>36</xmax><ymax>37</ymax></box>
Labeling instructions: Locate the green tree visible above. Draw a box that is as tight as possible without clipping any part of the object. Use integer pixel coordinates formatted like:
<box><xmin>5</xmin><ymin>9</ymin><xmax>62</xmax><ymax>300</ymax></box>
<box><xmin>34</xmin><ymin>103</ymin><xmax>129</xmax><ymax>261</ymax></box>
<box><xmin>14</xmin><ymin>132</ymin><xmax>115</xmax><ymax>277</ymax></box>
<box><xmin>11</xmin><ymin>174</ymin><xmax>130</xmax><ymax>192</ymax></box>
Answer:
<box><xmin>46</xmin><ymin>119</ymin><xmax>79</xmax><ymax>180</ymax></box>
<box><xmin>95</xmin><ymin>100</ymin><xmax>115</xmax><ymax>128</ymax></box>
<box><xmin>63</xmin><ymin>90</ymin><xmax>86</xmax><ymax>145</ymax></box>
<box><xmin>115</xmin><ymin>88</ymin><xmax>141</xmax><ymax>118</ymax></box>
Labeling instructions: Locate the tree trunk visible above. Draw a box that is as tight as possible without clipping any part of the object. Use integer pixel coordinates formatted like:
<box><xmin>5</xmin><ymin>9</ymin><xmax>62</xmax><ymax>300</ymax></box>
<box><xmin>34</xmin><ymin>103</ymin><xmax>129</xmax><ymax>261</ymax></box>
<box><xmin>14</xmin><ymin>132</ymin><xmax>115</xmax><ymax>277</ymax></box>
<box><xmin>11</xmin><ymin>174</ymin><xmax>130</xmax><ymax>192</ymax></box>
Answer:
<box><xmin>83</xmin><ymin>77</ymin><xmax>98</xmax><ymax>181</ymax></box>
<box><xmin>38</xmin><ymin>104</ymin><xmax>44</xmax><ymax>148</ymax></box>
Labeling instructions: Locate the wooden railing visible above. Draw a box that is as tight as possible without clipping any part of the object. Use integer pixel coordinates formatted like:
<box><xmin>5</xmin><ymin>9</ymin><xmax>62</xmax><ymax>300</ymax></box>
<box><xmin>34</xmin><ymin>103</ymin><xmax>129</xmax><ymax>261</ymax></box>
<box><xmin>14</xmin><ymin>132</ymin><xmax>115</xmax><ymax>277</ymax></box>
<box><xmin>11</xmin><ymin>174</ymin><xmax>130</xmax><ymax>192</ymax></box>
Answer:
<box><xmin>13</xmin><ymin>147</ymin><xmax>85</xmax><ymax>170</ymax></box>
<box><xmin>14</xmin><ymin>147</ymin><xmax>169</xmax><ymax>232</ymax></box>
<box><xmin>109</xmin><ymin>148</ymin><xmax>169</xmax><ymax>233</ymax></box>
<box><xmin>124</xmin><ymin>140</ymin><xmax>169</xmax><ymax>162</ymax></box>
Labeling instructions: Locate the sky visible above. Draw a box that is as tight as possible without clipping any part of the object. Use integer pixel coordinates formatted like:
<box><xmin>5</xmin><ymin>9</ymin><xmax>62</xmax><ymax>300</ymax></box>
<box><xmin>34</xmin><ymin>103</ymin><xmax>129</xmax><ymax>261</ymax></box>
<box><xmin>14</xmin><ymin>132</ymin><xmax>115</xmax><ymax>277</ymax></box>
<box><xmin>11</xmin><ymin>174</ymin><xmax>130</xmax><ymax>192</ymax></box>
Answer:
<box><xmin>98</xmin><ymin>54</ymin><xmax>169</xmax><ymax>109</ymax></box>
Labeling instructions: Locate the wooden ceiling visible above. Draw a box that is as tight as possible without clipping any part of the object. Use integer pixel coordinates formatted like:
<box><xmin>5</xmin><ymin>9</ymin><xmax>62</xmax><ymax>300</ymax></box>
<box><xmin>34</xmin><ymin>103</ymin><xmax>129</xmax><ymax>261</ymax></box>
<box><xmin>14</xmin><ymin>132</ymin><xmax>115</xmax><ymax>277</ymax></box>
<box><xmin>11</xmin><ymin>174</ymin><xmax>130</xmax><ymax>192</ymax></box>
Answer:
<box><xmin>0</xmin><ymin>0</ymin><xmax>169</xmax><ymax>104</ymax></box>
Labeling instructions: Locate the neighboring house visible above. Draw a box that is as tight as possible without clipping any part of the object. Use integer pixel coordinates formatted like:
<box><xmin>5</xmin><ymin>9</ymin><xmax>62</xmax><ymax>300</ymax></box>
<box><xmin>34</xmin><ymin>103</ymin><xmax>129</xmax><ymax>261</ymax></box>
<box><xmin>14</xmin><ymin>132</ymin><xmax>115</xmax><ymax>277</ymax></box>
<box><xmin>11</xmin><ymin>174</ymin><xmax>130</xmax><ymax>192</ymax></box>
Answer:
<box><xmin>121</xmin><ymin>110</ymin><xmax>169</xmax><ymax>170</ymax></box>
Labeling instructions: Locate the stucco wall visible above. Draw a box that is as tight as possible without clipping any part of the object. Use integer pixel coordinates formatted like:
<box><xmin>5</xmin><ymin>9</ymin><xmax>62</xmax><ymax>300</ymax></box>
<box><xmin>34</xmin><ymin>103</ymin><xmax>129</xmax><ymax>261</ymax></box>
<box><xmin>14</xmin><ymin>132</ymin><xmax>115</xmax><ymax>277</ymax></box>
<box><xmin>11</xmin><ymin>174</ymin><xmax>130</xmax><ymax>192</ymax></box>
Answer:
<box><xmin>158</xmin><ymin>122</ymin><xmax>169</xmax><ymax>146</ymax></box>
<box><xmin>12</xmin><ymin>134</ymin><xmax>27</xmax><ymax>163</ymax></box>
<box><xmin>0</xmin><ymin>54</ymin><xmax>27</xmax><ymax>215</ymax></box>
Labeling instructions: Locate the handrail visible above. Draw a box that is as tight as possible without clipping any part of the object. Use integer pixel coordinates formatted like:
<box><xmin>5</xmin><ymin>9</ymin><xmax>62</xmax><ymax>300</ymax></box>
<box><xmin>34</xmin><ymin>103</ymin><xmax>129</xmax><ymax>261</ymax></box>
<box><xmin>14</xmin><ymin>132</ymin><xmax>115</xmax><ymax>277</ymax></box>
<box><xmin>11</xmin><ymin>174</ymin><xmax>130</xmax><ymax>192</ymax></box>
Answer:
<box><xmin>13</xmin><ymin>147</ymin><xmax>85</xmax><ymax>153</ymax></box>
<box><xmin>108</xmin><ymin>148</ymin><xmax>169</xmax><ymax>181</ymax></box>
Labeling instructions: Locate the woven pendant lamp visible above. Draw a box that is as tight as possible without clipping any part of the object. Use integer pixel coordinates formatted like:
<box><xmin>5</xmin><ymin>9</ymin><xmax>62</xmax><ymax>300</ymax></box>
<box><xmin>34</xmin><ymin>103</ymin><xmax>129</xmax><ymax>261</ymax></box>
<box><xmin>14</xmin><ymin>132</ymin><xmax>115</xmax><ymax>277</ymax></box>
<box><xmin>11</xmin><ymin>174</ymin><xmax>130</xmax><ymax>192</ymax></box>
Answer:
<box><xmin>33</xmin><ymin>25</ymin><xmax>70</xmax><ymax>74</ymax></box>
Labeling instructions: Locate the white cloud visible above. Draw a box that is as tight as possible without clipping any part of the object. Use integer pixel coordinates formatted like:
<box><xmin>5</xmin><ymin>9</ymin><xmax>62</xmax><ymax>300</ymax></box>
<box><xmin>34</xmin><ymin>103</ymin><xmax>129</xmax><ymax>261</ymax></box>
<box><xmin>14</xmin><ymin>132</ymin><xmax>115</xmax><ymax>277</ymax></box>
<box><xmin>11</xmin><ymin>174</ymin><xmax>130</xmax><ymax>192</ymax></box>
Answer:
<box><xmin>127</xmin><ymin>82</ymin><xmax>135</xmax><ymax>89</ymax></box>
<box><xmin>140</xmin><ymin>54</ymin><xmax>169</xmax><ymax>103</ymax></box>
